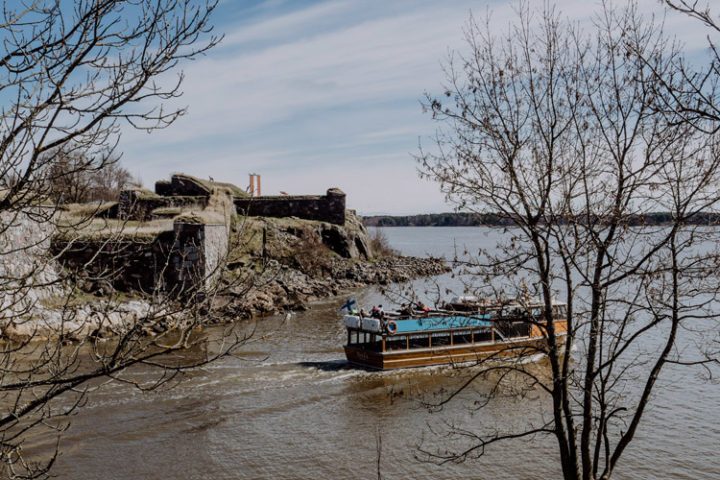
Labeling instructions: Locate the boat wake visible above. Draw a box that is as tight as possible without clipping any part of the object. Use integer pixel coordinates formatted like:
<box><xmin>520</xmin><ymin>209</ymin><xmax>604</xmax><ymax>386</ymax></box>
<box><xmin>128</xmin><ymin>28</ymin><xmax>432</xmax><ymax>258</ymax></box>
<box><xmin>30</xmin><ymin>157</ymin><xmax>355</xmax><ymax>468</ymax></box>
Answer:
<box><xmin>297</xmin><ymin>359</ymin><xmax>366</xmax><ymax>372</ymax></box>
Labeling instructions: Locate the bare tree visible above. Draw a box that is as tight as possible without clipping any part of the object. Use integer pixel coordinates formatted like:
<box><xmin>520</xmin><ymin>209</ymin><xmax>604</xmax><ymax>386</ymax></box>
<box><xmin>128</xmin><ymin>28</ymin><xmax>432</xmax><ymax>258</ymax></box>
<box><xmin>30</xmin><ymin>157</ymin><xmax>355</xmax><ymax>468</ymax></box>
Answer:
<box><xmin>418</xmin><ymin>2</ymin><xmax>720</xmax><ymax>479</ymax></box>
<box><xmin>659</xmin><ymin>1</ymin><xmax>720</xmax><ymax>130</ymax></box>
<box><xmin>89</xmin><ymin>158</ymin><xmax>138</xmax><ymax>202</ymax></box>
<box><xmin>42</xmin><ymin>147</ymin><xmax>138</xmax><ymax>204</ymax></box>
<box><xmin>0</xmin><ymin>1</ymin><xmax>261</xmax><ymax>478</ymax></box>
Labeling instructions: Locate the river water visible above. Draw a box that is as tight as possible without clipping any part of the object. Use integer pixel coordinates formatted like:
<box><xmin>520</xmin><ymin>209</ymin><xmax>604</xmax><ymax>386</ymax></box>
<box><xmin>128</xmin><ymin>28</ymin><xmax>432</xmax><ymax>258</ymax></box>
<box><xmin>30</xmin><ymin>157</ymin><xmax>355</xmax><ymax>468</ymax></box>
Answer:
<box><xmin>40</xmin><ymin>227</ymin><xmax>720</xmax><ymax>479</ymax></box>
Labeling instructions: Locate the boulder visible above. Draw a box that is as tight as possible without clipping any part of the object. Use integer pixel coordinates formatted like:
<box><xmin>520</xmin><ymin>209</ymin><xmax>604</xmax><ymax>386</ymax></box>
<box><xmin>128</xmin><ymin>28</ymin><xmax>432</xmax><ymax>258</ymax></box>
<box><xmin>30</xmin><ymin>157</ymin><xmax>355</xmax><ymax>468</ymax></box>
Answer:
<box><xmin>318</xmin><ymin>211</ymin><xmax>371</xmax><ymax>260</ymax></box>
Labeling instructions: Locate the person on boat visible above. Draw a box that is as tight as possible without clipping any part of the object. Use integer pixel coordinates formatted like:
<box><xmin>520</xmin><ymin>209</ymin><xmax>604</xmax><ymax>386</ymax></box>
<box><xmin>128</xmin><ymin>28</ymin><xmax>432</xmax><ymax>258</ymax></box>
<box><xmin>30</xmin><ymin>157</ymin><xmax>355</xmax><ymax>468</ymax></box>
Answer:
<box><xmin>416</xmin><ymin>301</ymin><xmax>431</xmax><ymax>314</ymax></box>
<box><xmin>370</xmin><ymin>305</ymin><xmax>384</xmax><ymax>318</ymax></box>
<box><xmin>399</xmin><ymin>303</ymin><xmax>412</xmax><ymax>316</ymax></box>
<box><xmin>359</xmin><ymin>308</ymin><xmax>367</xmax><ymax>318</ymax></box>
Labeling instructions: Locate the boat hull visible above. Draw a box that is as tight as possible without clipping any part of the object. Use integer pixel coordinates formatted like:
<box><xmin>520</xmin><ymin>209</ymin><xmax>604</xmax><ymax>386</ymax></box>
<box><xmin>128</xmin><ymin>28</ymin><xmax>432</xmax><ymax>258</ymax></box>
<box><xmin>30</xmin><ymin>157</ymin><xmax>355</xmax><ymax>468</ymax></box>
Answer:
<box><xmin>344</xmin><ymin>335</ymin><xmax>566</xmax><ymax>370</ymax></box>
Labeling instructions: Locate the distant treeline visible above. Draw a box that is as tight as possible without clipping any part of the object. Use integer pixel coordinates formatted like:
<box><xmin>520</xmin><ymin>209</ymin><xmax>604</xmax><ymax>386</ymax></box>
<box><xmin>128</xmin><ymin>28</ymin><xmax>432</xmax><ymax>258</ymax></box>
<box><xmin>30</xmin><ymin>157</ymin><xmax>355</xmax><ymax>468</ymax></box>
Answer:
<box><xmin>362</xmin><ymin>212</ymin><xmax>720</xmax><ymax>227</ymax></box>
<box><xmin>363</xmin><ymin>212</ymin><xmax>514</xmax><ymax>227</ymax></box>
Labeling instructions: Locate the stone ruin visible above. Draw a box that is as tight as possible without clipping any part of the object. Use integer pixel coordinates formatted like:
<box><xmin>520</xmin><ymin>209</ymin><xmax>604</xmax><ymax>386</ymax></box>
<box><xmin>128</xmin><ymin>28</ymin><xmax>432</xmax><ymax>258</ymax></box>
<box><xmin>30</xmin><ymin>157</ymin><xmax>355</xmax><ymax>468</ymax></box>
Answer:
<box><xmin>116</xmin><ymin>173</ymin><xmax>346</xmax><ymax>225</ymax></box>
<box><xmin>52</xmin><ymin>173</ymin><xmax>352</xmax><ymax>296</ymax></box>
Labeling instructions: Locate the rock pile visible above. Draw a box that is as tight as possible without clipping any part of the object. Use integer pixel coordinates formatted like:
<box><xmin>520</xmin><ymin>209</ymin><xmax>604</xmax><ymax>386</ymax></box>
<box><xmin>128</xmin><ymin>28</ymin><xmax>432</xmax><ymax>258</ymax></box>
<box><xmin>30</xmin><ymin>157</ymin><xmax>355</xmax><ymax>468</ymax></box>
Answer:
<box><xmin>2</xmin><ymin>204</ymin><xmax>451</xmax><ymax>344</ymax></box>
<box><xmin>218</xmin><ymin>211</ymin><xmax>450</xmax><ymax>317</ymax></box>
<box><xmin>225</xmin><ymin>255</ymin><xmax>450</xmax><ymax>317</ymax></box>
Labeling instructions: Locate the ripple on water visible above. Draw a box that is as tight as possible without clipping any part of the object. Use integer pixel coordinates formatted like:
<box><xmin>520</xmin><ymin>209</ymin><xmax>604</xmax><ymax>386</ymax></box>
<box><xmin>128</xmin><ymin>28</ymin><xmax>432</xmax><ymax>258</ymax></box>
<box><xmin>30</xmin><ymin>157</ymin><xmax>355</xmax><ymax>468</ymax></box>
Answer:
<box><xmin>41</xmin><ymin>227</ymin><xmax>720</xmax><ymax>479</ymax></box>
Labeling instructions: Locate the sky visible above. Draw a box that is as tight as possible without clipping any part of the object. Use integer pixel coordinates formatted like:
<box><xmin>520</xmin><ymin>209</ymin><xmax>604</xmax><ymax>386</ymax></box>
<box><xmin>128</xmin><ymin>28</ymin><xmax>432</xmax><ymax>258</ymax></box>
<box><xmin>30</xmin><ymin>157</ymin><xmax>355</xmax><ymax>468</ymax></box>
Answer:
<box><xmin>113</xmin><ymin>0</ymin><xmax>711</xmax><ymax>215</ymax></box>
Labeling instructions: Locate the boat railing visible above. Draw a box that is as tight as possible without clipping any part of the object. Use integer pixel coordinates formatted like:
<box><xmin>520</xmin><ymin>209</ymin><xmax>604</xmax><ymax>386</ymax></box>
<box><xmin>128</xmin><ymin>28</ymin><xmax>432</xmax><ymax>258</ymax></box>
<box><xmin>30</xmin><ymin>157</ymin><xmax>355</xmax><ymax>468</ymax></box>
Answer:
<box><xmin>344</xmin><ymin>311</ymin><xmax>564</xmax><ymax>353</ymax></box>
<box><xmin>347</xmin><ymin>324</ymin><xmax>518</xmax><ymax>353</ymax></box>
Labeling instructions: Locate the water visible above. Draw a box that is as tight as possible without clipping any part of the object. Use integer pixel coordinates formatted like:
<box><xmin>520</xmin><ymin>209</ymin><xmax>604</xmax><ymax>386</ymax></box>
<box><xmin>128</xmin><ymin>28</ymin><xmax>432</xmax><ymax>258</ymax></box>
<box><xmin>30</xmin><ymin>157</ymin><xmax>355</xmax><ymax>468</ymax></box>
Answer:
<box><xmin>39</xmin><ymin>227</ymin><xmax>720</xmax><ymax>479</ymax></box>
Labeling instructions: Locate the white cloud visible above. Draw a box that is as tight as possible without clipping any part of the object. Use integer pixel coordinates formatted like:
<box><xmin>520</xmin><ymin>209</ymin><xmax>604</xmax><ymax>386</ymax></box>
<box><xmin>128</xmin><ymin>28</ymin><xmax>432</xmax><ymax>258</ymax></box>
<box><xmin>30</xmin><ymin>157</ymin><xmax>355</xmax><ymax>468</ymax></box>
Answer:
<box><xmin>221</xmin><ymin>0</ymin><xmax>355</xmax><ymax>48</ymax></box>
<box><xmin>117</xmin><ymin>0</ymin><xmax>718</xmax><ymax>213</ymax></box>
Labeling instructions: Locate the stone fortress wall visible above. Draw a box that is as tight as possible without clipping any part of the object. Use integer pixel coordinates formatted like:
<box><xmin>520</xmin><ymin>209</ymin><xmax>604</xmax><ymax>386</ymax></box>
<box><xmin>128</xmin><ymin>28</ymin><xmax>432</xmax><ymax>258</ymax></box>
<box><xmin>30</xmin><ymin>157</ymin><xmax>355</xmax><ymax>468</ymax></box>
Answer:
<box><xmin>53</xmin><ymin>174</ymin><xmax>347</xmax><ymax>296</ymax></box>
<box><xmin>0</xmin><ymin>207</ymin><xmax>59</xmax><ymax>312</ymax></box>
<box><xmin>233</xmin><ymin>188</ymin><xmax>346</xmax><ymax>225</ymax></box>
<box><xmin>116</xmin><ymin>174</ymin><xmax>346</xmax><ymax>226</ymax></box>
<box><xmin>52</xmin><ymin>215</ymin><xmax>230</xmax><ymax>295</ymax></box>
<box><xmin>117</xmin><ymin>190</ymin><xmax>207</xmax><ymax>221</ymax></box>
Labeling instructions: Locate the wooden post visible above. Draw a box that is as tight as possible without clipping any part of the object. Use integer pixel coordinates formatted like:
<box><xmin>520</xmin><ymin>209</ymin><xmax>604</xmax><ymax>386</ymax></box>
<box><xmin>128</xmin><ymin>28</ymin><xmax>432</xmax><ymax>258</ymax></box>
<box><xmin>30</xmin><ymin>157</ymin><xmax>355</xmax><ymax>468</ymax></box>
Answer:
<box><xmin>347</xmin><ymin>330</ymin><xmax>351</xmax><ymax>345</ymax></box>
<box><xmin>450</xmin><ymin>330</ymin><xmax>454</xmax><ymax>346</ymax></box>
<box><xmin>382</xmin><ymin>335</ymin><xmax>386</xmax><ymax>352</ymax></box>
<box><xmin>471</xmin><ymin>330</ymin><xmax>475</xmax><ymax>344</ymax></box>
<box><xmin>428</xmin><ymin>333</ymin><xmax>432</xmax><ymax>348</ymax></box>
<box><xmin>406</xmin><ymin>335</ymin><xmax>410</xmax><ymax>350</ymax></box>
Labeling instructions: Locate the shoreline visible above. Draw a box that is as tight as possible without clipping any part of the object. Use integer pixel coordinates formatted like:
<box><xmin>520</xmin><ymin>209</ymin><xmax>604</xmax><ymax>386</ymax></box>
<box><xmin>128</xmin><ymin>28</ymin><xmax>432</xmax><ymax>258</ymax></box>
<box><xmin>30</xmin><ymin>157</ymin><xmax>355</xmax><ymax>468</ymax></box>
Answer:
<box><xmin>362</xmin><ymin>212</ymin><xmax>720</xmax><ymax>227</ymax></box>
<box><xmin>1</xmin><ymin>254</ymin><xmax>450</xmax><ymax>344</ymax></box>
<box><xmin>219</xmin><ymin>254</ymin><xmax>450</xmax><ymax>318</ymax></box>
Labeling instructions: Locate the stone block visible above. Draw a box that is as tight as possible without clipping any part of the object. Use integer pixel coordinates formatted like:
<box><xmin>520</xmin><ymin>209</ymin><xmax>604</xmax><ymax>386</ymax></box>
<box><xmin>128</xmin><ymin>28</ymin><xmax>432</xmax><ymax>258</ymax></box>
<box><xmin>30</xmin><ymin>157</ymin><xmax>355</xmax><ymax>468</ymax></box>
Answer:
<box><xmin>233</xmin><ymin>188</ymin><xmax>346</xmax><ymax>225</ymax></box>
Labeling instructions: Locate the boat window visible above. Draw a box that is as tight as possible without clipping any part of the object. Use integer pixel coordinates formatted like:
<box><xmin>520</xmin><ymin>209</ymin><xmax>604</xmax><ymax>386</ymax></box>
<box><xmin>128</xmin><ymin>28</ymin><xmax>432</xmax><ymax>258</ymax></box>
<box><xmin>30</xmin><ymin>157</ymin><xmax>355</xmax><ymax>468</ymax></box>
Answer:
<box><xmin>406</xmin><ymin>334</ymin><xmax>430</xmax><ymax>349</ymax></box>
<box><xmin>354</xmin><ymin>334</ymin><xmax>382</xmax><ymax>351</ymax></box>
<box><xmin>453</xmin><ymin>331</ymin><xmax>474</xmax><ymax>345</ymax></box>
<box><xmin>474</xmin><ymin>329</ymin><xmax>493</xmax><ymax>343</ymax></box>
<box><xmin>431</xmin><ymin>332</ymin><xmax>452</xmax><ymax>347</ymax></box>
<box><xmin>385</xmin><ymin>335</ymin><xmax>407</xmax><ymax>351</ymax></box>
<box><xmin>496</xmin><ymin>320</ymin><xmax>531</xmax><ymax>338</ymax></box>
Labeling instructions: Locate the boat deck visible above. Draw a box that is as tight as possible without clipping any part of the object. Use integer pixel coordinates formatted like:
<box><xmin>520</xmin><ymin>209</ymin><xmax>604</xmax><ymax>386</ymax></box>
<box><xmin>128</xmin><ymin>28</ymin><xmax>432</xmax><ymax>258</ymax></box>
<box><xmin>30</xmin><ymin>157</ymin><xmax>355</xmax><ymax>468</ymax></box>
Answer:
<box><xmin>387</xmin><ymin>315</ymin><xmax>492</xmax><ymax>334</ymax></box>
<box><xmin>342</xmin><ymin>307</ymin><xmax>569</xmax><ymax>370</ymax></box>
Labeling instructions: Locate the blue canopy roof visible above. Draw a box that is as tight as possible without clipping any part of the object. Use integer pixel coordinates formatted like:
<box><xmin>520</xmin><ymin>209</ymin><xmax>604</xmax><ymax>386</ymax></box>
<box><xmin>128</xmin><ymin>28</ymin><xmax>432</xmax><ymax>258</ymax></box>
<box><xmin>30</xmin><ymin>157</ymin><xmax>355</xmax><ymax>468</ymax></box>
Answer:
<box><xmin>391</xmin><ymin>315</ymin><xmax>492</xmax><ymax>334</ymax></box>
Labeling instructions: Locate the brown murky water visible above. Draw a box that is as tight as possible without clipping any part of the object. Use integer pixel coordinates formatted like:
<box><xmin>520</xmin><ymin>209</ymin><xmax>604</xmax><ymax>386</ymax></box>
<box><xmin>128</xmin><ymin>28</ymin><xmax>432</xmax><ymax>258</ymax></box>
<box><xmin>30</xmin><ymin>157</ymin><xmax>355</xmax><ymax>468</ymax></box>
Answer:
<box><xmin>36</xmin><ymin>228</ymin><xmax>720</xmax><ymax>479</ymax></box>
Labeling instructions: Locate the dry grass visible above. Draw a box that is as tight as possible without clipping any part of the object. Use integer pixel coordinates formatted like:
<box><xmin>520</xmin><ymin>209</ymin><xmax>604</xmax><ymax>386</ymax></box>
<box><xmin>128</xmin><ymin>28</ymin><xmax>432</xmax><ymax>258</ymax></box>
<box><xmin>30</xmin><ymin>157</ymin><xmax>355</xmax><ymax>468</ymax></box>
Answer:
<box><xmin>172</xmin><ymin>173</ymin><xmax>249</xmax><ymax>198</ymax></box>
<box><xmin>55</xmin><ymin>216</ymin><xmax>173</xmax><ymax>240</ymax></box>
<box><xmin>62</xmin><ymin>202</ymin><xmax>117</xmax><ymax>218</ymax></box>
<box><xmin>368</xmin><ymin>228</ymin><xmax>398</xmax><ymax>258</ymax></box>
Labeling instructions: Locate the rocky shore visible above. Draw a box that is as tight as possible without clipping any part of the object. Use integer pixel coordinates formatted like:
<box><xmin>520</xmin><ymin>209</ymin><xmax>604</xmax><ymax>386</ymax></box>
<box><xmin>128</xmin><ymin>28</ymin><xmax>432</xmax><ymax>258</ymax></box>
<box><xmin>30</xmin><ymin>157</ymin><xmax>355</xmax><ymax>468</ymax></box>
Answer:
<box><xmin>2</xmin><ymin>202</ymin><xmax>450</xmax><ymax>342</ymax></box>
<box><xmin>1</xmin><ymin>252</ymin><xmax>449</xmax><ymax>343</ymax></box>
<box><xmin>212</xmin><ymin>211</ymin><xmax>450</xmax><ymax>317</ymax></box>
<box><xmin>2</xmin><ymin>299</ymin><xmax>173</xmax><ymax>343</ymax></box>
<box><xmin>225</xmin><ymin>255</ymin><xmax>450</xmax><ymax>317</ymax></box>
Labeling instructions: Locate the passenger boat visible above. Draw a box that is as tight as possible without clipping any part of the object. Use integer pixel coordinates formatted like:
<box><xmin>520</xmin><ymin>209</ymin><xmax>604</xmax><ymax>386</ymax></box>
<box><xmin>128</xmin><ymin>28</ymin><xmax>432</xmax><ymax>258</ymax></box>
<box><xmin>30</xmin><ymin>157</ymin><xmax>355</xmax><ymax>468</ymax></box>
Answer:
<box><xmin>343</xmin><ymin>297</ymin><xmax>568</xmax><ymax>370</ymax></box>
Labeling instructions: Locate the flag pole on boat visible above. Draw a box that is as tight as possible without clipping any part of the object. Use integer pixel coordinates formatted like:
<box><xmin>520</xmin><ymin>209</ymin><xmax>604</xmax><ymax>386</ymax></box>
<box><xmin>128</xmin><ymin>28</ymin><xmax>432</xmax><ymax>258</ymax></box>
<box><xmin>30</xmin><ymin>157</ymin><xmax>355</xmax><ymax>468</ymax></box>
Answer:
<box><xmin>340</xmin><ymin>298</ymin><xmax>357</xmax><ymax>313</ymax></box>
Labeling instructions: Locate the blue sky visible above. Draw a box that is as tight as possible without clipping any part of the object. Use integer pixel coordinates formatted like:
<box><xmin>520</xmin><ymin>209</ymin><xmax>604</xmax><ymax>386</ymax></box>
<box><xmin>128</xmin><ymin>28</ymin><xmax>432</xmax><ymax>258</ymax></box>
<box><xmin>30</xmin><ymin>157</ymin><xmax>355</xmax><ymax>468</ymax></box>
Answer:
<box><xmin>115</xmin><ymin>0</ymin><xmax>710</xmax><ymax>215</ymax></box>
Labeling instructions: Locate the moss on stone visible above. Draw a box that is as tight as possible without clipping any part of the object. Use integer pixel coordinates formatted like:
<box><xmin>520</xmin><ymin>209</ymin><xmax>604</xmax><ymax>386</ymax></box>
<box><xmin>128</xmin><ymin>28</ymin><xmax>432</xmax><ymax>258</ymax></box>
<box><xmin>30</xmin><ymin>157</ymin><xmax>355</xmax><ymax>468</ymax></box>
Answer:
<box><xmin>173</xmin><ymin>173</ymin><xmax>248</xmax><ymax>198</ymax></box>
<box><xmin>55</xmin><ymin>217</ymin><xmax>173</xmax><ymax>241</ymax></box>
<box><xmin>133</xmin><ymin>188</ymin><xmax>163</xmax><ymax>200</ymax></box>
<box><xmin>63</xmin><ymin>202</ymin><xmax>118</xmax><ymax>218</ymax></box>
<box><xmin>151</xmin><ymin>207</ymin><xmax>182</xmax><ymax>218</ymax></box>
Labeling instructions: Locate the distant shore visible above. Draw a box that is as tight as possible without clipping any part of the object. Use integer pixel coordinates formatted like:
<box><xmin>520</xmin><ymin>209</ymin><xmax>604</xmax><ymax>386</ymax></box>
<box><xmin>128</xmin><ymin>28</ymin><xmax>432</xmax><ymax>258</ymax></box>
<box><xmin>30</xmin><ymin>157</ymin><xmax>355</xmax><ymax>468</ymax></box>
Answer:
<box><xmin>362</xmin><ymin>212</ymin><xmax>720</xmax><ymax>227</ymax></box>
